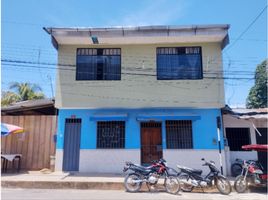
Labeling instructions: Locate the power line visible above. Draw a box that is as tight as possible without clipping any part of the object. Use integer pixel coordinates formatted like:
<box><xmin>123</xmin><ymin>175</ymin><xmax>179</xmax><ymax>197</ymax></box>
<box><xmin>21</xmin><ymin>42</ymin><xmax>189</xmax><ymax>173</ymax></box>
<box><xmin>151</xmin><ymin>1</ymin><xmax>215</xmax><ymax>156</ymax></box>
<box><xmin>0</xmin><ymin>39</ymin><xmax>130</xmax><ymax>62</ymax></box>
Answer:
<box><xmin>2</xmin><ymin>45</ymin><xmax>263</xmax><ymax>61</ymax></box>
<box><xmin>1</xmin><ymin>58</ymin><xmax>257</xmax><ymax>74</ymax></box>
<box><xmin>1</xmin><ymin>62</ymin><xmax>255</xmax><ymax>80</ymax></box>
<box><xmin>224</xmin><ymin>4</ymin><xmax>268</xmax><ymax>52</ymax></box>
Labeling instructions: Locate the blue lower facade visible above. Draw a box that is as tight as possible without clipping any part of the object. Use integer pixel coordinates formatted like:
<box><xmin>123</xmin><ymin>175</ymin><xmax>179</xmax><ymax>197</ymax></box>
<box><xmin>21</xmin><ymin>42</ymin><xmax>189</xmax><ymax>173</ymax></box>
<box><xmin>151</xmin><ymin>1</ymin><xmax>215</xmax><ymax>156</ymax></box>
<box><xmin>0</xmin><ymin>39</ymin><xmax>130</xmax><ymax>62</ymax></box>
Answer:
<box><xmin>56</xmin><ymin>108</ymin><xmax>224</xmax><ymax>150</ymax></box>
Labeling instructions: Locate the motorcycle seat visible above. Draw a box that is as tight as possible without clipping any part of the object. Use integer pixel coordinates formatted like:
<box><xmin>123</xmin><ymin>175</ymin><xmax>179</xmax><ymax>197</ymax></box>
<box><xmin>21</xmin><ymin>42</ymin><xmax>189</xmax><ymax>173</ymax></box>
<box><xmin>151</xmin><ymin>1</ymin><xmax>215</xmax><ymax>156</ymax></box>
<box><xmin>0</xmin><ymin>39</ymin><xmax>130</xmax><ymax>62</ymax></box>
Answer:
<box><xmin>132</xmin><ymin>164</ymin><xmax>153</xmax><ymax>173</ymax></box>
<box><xmin>177</xmin><ymin>165</ymin><xmax>203</xmax><ymax>175</ymax></box>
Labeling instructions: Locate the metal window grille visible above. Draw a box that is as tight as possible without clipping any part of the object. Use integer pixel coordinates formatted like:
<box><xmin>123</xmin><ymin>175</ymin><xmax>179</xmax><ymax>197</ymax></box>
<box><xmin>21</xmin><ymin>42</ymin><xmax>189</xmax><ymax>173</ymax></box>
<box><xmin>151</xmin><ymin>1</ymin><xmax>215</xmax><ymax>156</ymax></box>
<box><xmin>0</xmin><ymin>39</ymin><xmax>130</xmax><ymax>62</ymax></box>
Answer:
<box><xmin>141</xmin><ymin>122</ymin><xmax>162</xmax><ymax>128</ymax></box>
<box><xmin>226</xmin><ymin>128</ymin><xmax>251</xmax><ymax>151</ymax></box>
<box><xmin>156</xmin><ymin>47</ymin><xmax>202</xmax><ymax>80</ymax></box>
<box><xmin>65</xmin><ymin>118</ymin><xmax>82</xmax><ymax>123</ymax></box>
<box><xmin>166</xmin><ymin>120</ymin><xmax>193</xmax><ymax>149</ymax></box>
<box><xmin>76</xmin><ymin>48</ymin><xmax>121</xmax><ymax>80</ymax></box>
<box><xmin>97</xmin><ymin>121</ymin><xmax>125</xmax><ymax>149</ymax></box>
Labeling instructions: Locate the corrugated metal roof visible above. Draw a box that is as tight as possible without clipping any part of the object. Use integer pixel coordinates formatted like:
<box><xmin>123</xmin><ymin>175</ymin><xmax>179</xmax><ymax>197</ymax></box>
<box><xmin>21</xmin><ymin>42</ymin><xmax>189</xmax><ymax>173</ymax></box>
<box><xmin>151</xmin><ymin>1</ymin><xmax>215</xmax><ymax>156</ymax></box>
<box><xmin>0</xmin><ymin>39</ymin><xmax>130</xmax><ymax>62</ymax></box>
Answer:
<box><xmin>232</xmin><ymin>108</ymin><xmax>268</xmax><ymax>113</ymax></box>
<box><xmin>1</xmin><ymin>99</ymin><xmax>54</xmax><ymax>112</ymax></box>
<box><xmin>44</xmin><ymin>24</ymin><xmax>230</xmax><ymax>49</ymax></box>
<box><xmin>223</xmin><ymin>106</ymin><xmax>268</xmax><ymax>119</ymax></box>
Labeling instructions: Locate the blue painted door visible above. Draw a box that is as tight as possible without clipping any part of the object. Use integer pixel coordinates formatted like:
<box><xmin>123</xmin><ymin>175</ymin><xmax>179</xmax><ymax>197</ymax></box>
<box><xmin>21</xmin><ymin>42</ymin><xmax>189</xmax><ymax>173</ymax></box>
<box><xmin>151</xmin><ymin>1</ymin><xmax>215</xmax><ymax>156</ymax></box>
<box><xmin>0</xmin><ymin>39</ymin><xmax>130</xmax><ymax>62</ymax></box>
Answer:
<box><xmin>63</xmin><ymin>118</ymin><xmax>81</xmax><ymax>171</ymax></box>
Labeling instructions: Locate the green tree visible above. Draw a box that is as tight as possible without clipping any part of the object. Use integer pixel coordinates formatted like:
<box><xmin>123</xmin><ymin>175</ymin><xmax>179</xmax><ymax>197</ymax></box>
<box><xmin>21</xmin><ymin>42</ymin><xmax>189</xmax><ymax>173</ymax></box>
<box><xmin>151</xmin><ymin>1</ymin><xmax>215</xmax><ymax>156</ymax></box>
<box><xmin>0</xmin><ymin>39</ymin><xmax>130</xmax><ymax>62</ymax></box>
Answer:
<box><xmin>246</xmin><ymin>60</ymin><xmax>267</xmax><ymax>108</ymax></box>
<box><xmin>9</xmin><ymin>82</ymin><xmax>45</xmax><ymax>101</ymax></box>
<box><xmin>1</xmin><ymin>91</ymin><xmax>20</xmax><ymax>107</ymax></box>
<box><xmin>1</xmin><ymin>82</ymin><xmax>45</xmax><ymax>106</ymax></box>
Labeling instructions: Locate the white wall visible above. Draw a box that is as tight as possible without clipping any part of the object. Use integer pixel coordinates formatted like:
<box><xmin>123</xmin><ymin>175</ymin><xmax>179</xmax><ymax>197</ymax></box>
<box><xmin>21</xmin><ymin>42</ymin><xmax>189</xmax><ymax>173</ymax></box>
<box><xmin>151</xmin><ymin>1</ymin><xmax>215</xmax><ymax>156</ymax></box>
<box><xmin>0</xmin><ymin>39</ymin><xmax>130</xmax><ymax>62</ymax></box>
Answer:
<box><xmin>55</xmin><ymin>149</ymin><xmax>63</xmax><ymax>171</ymax></box>
<box><xmin>56</xmin><ymin>149</ymin><xmax>226</xmax><ymax>175</ymax></box>
<box><xmin>223</xmin><ymin>114</ymin><xmax>267</xmax><ymax>175</ymax></box>
<box><xmin>164</xmin><ymin>149</ymin><xmax>227</xmax><ymax>175</ymax></box>
<box><xmin>79</xmin><ymin>149</ymin><xmax>140</xmax><ymax>173</ymax></box>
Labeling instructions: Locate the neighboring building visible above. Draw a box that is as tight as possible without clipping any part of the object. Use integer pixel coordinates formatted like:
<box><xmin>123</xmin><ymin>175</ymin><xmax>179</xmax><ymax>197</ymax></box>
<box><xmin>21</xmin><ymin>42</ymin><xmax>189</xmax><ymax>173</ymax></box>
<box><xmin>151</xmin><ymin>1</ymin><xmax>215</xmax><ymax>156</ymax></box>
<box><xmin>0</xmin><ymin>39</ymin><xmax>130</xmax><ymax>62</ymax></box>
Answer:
<box><xmin>44</xmin><ymin>25</ymin><xmax>230</xmax><ymax>174</ymax></box>
<box><xmin>1</xmin><ymin>99</ymin><xmax>57</xmax><ymax>115</ymax></box>
<box><xmin>222</xmin><ymin>107</ymin><xmax>268</xmax><ymax>175</ymax></box>
<box><xmin>1</xmin><ymin>99</ymin><xmax>57</xmax><ymax>170</ymax></box>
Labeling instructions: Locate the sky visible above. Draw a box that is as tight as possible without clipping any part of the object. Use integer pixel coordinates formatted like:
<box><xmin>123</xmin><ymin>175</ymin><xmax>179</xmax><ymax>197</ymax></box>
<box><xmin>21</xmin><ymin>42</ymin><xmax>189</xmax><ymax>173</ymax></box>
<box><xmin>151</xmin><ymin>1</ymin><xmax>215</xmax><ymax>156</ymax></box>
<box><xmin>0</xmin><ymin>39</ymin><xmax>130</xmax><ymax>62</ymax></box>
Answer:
<box><xmin>1</xmin><ymin>0</ymin><xmax>267</xmax><ymax>108</ymax></box>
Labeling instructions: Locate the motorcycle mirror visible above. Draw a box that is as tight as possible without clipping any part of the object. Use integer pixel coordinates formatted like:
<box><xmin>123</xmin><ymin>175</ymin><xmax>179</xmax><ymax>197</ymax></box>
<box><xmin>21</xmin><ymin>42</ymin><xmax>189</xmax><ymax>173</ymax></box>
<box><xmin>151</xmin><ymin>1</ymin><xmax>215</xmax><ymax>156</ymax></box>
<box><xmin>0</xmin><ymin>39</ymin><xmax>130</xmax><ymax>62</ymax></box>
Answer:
<box><xmin>201</xmin><ymin>158</ymin><xmax>205</xmax><ymax>161</ymax></box>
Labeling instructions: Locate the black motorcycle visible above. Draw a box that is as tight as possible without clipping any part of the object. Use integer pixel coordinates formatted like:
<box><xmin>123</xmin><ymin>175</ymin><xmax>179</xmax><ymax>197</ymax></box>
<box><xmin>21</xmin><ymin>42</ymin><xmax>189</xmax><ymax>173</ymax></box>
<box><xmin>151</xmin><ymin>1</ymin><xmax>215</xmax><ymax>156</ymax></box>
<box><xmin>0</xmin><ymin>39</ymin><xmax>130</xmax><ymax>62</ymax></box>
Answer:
<box><xmin>177</xmin><ymin>158</ymin><xmax>231</xmax><ymax>195</ymax></box>
<box><xmin>123</xmin><ymin>159</ymin><xmax>180</xmax><ymax>194</ymax></box>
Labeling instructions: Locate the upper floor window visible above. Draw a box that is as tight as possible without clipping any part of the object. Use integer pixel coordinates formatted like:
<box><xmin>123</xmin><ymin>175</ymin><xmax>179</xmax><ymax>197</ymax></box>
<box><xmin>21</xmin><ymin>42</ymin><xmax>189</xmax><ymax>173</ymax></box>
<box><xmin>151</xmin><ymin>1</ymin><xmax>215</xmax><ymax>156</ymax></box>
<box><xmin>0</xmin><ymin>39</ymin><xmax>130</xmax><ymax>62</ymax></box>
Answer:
<box><xmin>76</xmin><ymin>48</ymin><xmax>121</xmax><ymax>80</ymax></box>
<box><xmin>157</xmin><ymin>47</ymin><xmax>202</xmax><ymax>80</ymax></box>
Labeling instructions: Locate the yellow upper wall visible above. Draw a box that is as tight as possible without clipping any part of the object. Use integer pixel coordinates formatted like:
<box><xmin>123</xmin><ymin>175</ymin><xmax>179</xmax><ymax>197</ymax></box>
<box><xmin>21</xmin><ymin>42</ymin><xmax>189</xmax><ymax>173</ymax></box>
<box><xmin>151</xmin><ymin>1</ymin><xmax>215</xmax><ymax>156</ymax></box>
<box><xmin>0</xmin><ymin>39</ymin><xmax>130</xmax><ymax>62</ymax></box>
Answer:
<box><xmin>56</xmin><ymin>42</ymin><xmax>225</xmax><ymax>109</ymax></box>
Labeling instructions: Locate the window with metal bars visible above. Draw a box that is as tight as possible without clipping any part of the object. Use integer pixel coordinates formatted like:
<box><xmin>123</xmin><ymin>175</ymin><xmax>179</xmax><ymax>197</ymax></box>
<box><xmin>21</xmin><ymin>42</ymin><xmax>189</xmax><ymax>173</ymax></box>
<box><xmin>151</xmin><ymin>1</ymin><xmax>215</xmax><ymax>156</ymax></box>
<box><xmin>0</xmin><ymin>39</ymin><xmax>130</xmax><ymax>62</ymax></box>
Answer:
<box><xmin>65</xmin><ymin>118</ymin><xmax>82</xmax><ymax>123</ymax></box>
<box><xmin>76</xmin><ymin>48</ymin><xmax>121</xmax><ymax>80</ymax></box>
<box><xmin>157</xmin><ymin>47</ymin><xmax>202</xmax><ymax>80</ymax></box>
<box><xmin>97</xmin><ymin>121</ymin><xmax>125</xmax><ymax>149</ymax></box>
<box><xmin>226</xmin><ymin>128</ymin><xmax>251</xmax><ymax>151</ymax></box>
<box><xmin>165</xmin><ymin>120</ymin><xmax>193</xmax><ymax>149</ymax></box>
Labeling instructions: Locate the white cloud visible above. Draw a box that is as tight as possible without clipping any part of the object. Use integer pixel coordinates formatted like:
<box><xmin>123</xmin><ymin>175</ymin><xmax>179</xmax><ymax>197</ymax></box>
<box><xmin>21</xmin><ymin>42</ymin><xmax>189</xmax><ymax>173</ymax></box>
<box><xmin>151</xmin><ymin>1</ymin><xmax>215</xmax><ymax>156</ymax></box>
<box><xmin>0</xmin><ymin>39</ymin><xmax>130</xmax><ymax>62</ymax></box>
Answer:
<box><xmin>110</xmin><ymin>0</ymin><xmax>188</xmax><ymax>26</ymax></box>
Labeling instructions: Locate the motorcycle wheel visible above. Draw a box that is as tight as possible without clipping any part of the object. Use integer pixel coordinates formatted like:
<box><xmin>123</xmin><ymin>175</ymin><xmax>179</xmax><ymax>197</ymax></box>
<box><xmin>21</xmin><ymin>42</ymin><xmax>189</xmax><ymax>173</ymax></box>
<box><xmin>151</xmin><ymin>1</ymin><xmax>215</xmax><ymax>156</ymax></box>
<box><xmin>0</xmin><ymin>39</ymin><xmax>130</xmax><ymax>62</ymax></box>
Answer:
<box><xmin>215</xmin><ymin>176</ymin><xmax>232</xmax><ymax>195</ymax></box>
<box><xmin>231</xmin><ymin>163</ymin><xmax>242</xmax><ymax>177</ymax></box>
<box><xmin>234</xmin><ymin>175</ymin><xmax>248</xmax><ymax>193</ymax></box>
<box><xmin>164</xmin><ymin>176</ymin><xmax>180</xmax><ymax>195</ymax></box>
<box><xmin>124</xmin><ymin>173</ymin><xmax>142</xmax><ymax>192</ymax></box>
<box><xmin>178</xmin><ymin>174</ymin><xmax>194</xmax><ymax>192</ymax></box>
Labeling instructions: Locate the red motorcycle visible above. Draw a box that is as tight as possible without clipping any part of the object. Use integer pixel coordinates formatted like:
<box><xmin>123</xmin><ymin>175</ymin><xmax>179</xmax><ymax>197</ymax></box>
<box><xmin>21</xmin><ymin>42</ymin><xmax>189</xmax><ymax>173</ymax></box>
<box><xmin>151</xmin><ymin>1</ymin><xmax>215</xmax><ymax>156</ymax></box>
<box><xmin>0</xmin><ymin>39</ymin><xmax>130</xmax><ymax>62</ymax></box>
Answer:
<box><xmin>234</xmin><ymin>144</ymin><xmax>268</xmax><ymax>193</ymax></box>
<box><xmin>123</xmin><ymin>159</ymin><xmax>180</xmax><ymax>194</ymax></box>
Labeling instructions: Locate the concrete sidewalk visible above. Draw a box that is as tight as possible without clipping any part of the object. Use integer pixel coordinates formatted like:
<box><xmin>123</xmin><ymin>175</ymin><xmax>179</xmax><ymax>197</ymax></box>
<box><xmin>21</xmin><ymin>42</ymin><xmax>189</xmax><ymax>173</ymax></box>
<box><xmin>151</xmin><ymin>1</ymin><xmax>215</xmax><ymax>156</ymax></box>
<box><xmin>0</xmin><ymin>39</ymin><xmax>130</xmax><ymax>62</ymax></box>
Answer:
<box><xmin>1</xmin><ymin>171</ymin><xmax>125</xmax><ymax>190</ymax></box>
<box><xmin>1</xmin><ymin>171</ymin><xmax>236</xmax><ymax>191</ymax></box>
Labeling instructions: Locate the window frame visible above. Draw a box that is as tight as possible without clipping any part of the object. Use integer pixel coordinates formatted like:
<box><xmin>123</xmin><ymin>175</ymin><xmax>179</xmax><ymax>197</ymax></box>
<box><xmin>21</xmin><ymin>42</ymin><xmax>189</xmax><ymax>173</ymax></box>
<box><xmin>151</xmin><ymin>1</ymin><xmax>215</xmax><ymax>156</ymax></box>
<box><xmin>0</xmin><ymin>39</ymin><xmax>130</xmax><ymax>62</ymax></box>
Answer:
<box><xmin>96</xmin><ymin>121</ymin><xmax>125</xmax><ymax>149</ymax></box>
<box><xmin>225</xmin><ymin>127</ymin><xmax>251</xmax><ymax>151</ymax></box>
<box><xmin>76</xmin><ymin>48</ymin><xmax>122</xmax><ymax>81</ymax></box>
<box><xmin>165</xmin><ymin>120</ymin><xmax>193</xmax><ymax>149</ymax></box>
<box><xmin>156</xmin><ymin>46</ymin><xmax>203</xmax><ymax>80</ymax></box>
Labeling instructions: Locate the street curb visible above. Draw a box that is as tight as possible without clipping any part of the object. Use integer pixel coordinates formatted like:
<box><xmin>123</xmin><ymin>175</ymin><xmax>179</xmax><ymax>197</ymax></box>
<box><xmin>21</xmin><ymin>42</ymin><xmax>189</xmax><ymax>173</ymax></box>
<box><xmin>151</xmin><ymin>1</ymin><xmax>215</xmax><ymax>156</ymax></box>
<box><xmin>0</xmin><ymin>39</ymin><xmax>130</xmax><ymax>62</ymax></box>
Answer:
<box><xmin>1</xmin><ymin>181</ymin><xmax>125</xmax><ymax>190</ymax></box>
<box><xmin>2</xmin><ymin>180</ymin><xmax>239</xmax><ymax>192</ymax></box>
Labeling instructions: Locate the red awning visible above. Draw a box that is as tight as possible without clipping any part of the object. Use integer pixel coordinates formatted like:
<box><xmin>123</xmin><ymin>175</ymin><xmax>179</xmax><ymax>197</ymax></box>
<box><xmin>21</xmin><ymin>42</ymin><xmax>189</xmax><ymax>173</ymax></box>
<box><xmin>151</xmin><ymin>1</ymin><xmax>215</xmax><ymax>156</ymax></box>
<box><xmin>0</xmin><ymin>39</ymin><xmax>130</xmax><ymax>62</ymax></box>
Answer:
<box><xmin>242</xmin><ymin>144</ymin><xmax>268</xmax><ymax>152</ymax></box>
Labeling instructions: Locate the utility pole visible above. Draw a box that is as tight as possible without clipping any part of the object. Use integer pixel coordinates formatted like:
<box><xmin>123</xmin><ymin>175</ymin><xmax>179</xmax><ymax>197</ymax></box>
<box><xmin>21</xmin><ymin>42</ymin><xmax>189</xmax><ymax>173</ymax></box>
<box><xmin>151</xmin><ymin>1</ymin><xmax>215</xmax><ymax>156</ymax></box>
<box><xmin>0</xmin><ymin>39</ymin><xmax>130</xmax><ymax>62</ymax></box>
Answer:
<box><xmin>217</xmin><ymin>116</ymin><xmax>223</xmax><ymax>175</ymax></box>
<box><xmin>47</xmin><ymin>75</ymin><xmax>54</xmax><ymax>98</ymax></box>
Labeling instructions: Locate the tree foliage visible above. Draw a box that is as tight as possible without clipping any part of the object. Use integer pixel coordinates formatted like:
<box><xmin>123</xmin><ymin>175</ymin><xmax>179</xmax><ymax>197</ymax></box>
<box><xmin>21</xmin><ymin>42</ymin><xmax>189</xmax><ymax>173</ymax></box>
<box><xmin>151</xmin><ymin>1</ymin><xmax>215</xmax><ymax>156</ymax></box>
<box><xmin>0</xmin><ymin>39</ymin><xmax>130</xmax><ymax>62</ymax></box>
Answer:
<box><xmin>1</xmin><ymin>82</ymin><xmax>45</xmax><ymax>107</ymax></box>
<box><xmin>1</xmin><ymin>91</ymin><xmax>20</xmax><ymax>107</ymax></box>
<box><xmin>246</xmin><ymin>60</ymin><xmax>267</xmax><ymax>108</ymax></box>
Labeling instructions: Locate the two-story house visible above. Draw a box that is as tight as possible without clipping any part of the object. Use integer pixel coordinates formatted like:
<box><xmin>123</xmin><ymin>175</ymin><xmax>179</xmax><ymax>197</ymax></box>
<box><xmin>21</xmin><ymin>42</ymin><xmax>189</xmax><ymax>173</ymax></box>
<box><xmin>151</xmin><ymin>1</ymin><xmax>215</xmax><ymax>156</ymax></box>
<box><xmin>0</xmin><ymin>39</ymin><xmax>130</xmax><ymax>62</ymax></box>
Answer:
<box><xmin>44</xmin><ymin>25</ymin><xmax>230</xmax><ymax>174</ymax></box>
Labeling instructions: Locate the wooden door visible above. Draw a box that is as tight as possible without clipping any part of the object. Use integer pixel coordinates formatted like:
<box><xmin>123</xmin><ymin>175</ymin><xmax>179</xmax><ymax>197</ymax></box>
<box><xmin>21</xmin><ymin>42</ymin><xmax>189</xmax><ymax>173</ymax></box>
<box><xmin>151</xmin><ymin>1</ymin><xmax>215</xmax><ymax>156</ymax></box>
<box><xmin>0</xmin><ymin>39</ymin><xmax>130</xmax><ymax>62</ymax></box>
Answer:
<box><xmin>141</xmin><ymin>122</ymin><xmax>162</xmax><ymax>165</ymax></box>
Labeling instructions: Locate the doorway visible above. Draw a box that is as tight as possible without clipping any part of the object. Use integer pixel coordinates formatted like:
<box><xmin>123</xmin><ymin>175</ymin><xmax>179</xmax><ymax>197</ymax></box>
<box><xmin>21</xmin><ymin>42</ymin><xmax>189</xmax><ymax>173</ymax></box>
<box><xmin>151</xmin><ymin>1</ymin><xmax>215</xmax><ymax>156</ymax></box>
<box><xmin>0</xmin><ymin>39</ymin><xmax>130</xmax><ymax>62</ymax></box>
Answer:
<box><xmin>255</xmin><ymin>128</ymin><xmax>267</xmax><ymax>171</ymax></box>
<box><xmin>62</xmin><ymin>118</ymin><xmax>81</xmax><ymax>171</ymax></box>
<box><xmin>140</xmin><ymin>122</ymin><xmax>162</xmax><ymax>165</ymax></box>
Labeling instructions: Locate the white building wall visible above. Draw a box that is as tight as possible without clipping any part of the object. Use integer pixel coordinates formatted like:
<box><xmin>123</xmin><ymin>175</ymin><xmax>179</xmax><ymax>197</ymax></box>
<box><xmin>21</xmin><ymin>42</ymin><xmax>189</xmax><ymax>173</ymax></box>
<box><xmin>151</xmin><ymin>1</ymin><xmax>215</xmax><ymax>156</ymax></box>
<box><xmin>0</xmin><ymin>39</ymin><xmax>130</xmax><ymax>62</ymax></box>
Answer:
<box><xmin>164</xmin><ymin>149</ymin><xmax>227</xmax><ymax>175</ymax></box>
<box><xmin>55</xmin><ymin>149</ymin><xmax>225</xmax><ymax>175</ymax></box>
<box><xmin>79</xmin><ymin>149</ymin><xmax>140</xmax><ymax>173</ymax></box>
<box><xmin>223</xmin><ymin>114</ymin><xmax>267</xmax><ymax>175</ymax></box>
<box><xmin>55</xmin><ymin>149</ymin><xmax>63</xmax><ymax>171</ymax></box>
